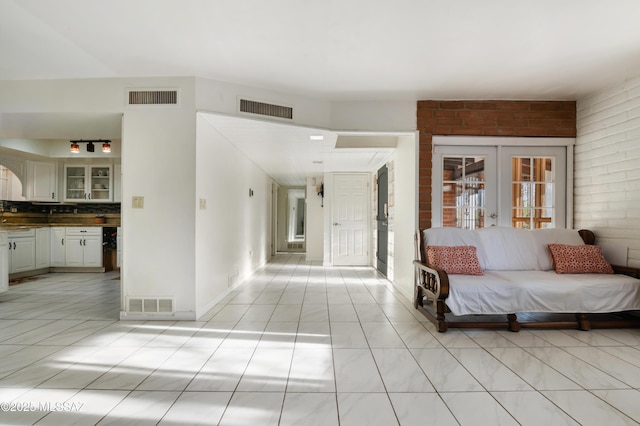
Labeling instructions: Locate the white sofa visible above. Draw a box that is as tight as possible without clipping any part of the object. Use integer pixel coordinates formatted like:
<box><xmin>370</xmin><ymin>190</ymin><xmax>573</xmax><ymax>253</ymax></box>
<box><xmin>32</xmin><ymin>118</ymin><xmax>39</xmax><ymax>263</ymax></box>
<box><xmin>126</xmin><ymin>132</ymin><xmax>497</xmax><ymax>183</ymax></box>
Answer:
<box><xmin>414</xmin><ymin>227</ymin><xmax>640</xmax><ymax>332</ymax></box>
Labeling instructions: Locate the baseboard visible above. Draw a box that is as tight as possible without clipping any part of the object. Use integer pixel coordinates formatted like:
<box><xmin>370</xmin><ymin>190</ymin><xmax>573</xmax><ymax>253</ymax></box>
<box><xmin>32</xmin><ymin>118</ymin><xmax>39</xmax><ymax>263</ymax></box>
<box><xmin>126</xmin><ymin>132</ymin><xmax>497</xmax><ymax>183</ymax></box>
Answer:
<box><xmin>391</xmin><ymin>279</ymin><xmax>414</xmax><ymax>302</ymax></box>
<box><xmin>50</xmin><ymin>267</ymin><xmax>105</xmax><ymax>273</ymax></box>
<box><xmin>119</xmin><ymin>311</ymin><xmax>197</xmax><ymax>321</ymax></box>
<box><xmin>195</xmin><ymin>260</ymin><xmax>269</xmax><ymax>319</ymax></box>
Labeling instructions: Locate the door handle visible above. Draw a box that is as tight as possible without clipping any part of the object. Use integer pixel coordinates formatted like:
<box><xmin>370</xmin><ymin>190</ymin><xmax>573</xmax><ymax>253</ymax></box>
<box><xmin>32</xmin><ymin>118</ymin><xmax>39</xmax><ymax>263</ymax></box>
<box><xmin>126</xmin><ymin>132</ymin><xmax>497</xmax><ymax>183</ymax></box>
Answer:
<box><xmin>333</xmin><ymin>223</ymin><xmax>341</xmax><ymax>226</ymax></box>
<box><xmin>489</xmin><ymin>213</ymin><xmax>497</xmax><ymax>219</ymax></box>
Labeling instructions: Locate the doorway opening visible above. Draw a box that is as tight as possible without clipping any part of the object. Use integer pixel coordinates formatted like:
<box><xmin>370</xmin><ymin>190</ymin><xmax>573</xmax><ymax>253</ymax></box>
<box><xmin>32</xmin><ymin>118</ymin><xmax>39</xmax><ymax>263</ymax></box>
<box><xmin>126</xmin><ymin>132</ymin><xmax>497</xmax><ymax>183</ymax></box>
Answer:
<box><xmin>276</xmin><ymin>186</ymin><xmax>306</xmax><ymax>253</ymax></box>
<box><xmin>0</xmin><ymin>165</ymin><xmax>25</xmax><ymax>201</ymax></box>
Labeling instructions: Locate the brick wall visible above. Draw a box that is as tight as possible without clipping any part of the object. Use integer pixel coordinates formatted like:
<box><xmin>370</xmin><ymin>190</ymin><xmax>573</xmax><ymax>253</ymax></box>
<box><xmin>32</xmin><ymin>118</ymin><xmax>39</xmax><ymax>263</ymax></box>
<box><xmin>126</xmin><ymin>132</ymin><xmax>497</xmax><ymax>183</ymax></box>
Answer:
<box><xmin>575</xmin><ymin>76</ymin><xmax>640</xmax><ymax>267</ymax></box>
<box><xmin>417</xmin><ymin>100</ymin><xmax>577</xmax><ymax>229</ymax></box>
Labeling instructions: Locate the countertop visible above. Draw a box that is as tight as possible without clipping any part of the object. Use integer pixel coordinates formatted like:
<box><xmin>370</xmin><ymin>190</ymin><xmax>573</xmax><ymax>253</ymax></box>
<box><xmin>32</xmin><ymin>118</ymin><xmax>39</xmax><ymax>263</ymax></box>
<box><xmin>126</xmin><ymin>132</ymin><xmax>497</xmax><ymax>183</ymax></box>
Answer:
<box><xmin>0</xmin><ymin>212</ymin><xmax>120</xmax><ymax>230</ymax></box>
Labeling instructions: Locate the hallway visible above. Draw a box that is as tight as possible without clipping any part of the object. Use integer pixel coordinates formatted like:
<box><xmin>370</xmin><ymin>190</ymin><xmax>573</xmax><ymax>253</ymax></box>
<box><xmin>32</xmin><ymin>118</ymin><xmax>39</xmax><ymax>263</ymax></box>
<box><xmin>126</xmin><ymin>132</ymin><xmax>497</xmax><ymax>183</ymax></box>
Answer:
<box><xmin>1</xmin><ymin>255</ymin><xmax>639</xmax><ymax>425</ymax></box>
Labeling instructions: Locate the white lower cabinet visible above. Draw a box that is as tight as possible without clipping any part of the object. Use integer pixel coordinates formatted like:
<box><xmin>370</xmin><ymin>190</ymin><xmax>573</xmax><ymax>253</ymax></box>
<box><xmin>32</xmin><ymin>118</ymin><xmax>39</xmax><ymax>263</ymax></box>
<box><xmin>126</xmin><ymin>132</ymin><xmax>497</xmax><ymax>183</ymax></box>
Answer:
<box><xmin>50</xmin><ymin>227</ymin><xmax>66</xmax><ymax>267</ymax></box>
<box><xmin>8</xmin><ymin>229</ymin><xmax>36</xmax><ymax>274</ymax></box>
<box><xmin>35</xmin><ymin>227</ymin><xmax>50</xmax><ymax>269</ymax></box>
<box><xmin>65</xmin><ymin>227</ymin><xmax>102</xmax><ymax>267</ymax></box>
<box><xmin>1</xmin><ymin>233</ymin><xmax>8</xmax><ymax>293</ymax></box>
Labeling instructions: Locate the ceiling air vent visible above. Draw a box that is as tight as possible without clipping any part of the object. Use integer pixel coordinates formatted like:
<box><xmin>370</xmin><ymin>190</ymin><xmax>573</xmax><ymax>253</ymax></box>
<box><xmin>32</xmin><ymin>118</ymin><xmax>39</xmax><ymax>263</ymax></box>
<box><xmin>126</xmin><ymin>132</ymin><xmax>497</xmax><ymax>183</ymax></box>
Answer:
<box><xmin>127</xmin><ymin>90</ymin><xmax>178</xmax><ymax>106</ymax></box>
<box><xmin>239</xmin><ymin>98</ymin><xmax>293</xmax><ymax>120</ymax></box>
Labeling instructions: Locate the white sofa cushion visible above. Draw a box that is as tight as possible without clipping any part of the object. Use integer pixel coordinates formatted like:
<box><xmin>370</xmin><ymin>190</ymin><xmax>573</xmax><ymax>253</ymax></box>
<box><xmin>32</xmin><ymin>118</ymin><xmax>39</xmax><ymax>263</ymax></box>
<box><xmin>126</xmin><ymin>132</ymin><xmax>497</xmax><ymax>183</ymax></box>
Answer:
<box><xmin>529</xmin><ymin>228</ymin><xmax>586</xmax><ymax>270</ymax></box>
<box><xmin>446</xmin><ymin>270</ymin><xmax>640</xmax><ymax>315</ymax></box>
<box><xmin>423</xmin><ymin>228</ymin><xmax>487</xmax><ymax>268</ymax></box>
<box><xmin>476</xmin><ymin>227</ymin><xmax>539</xmax><ymax>271</ymax></box>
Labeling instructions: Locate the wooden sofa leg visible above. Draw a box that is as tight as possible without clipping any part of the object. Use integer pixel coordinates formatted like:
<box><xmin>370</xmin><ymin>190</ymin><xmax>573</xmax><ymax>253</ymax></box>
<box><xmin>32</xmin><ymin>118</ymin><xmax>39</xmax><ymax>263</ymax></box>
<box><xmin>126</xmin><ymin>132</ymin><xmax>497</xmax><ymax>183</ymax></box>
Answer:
<box><xmin>436</xmin><ymin>301</ymin><xmax>448</xmax><ymax>333</ymax></box>
<box><xmin>414</xmin><ymin>286</ymin><xmax>423</xmax><ymax>309</ymax></box>
<box><xmin>576</xmin><ymin>314</ymin><xmax>591</xmax><ymax>331</ymax></box>
<box><xmin>507</xmin><ymin>314</ymin><xmax>521</xmax><ymax>332</ymax></box>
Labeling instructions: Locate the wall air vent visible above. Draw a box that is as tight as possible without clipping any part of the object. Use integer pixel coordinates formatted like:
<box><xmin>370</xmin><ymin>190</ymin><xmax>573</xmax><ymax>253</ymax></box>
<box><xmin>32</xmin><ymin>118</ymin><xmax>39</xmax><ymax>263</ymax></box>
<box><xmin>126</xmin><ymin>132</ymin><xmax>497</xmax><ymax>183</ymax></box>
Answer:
<box><xmin>239</xmin><ymin>98</ymin><xmax>293</xmax><ymax>120</ymax></box>
<box><xmin>127</xmin><ymin>297</ymin><xmax>175</xmax><ymax>314</ymax></box>
<box><xmin>127</xmin><ymin>89</ymin><xmax>179</xmax><ymax>106</ymax></box>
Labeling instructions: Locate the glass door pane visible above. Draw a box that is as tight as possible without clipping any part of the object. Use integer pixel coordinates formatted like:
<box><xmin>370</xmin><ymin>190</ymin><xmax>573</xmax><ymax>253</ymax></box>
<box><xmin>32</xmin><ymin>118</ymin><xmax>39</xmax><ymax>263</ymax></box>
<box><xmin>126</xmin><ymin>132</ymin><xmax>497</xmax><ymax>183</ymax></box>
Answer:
<box><xmin>442</xmin><ymin>156</ymin><xmax>486</xmax><ymax>229</ymax></box>
<box><xmin>90</xmin><ymin>166</ymin><xmax>111</xmax><ymax>200</ymax></box>
<box><xmin>501</xmin><ymin>146</ymin><xmax>566</xmax><ymax>229</ymax></box>
<box><xmin>434</xmin><ymin>146</ymin><xmax>497</xmax><ymax>229</ymax></box>
<box><xmin>66</xmin><ymin>166</ymin><xmax>86</xmax><ymax>200</ymax></box>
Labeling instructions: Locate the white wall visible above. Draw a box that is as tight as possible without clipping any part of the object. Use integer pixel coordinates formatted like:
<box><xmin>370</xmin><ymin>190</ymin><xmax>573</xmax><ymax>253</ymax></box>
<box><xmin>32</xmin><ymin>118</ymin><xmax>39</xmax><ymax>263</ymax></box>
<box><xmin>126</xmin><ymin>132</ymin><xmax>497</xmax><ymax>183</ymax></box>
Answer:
<box><xmin>195</xmin><ymin>78</ymin><xmax>332</xmax><ymax>129</ymax></box>
<box><xmin>121</xmin><ymin>88</ymin><xmax>198</xmax><ymax>318</ymax></box>
<box><xmin>330</xmin><ymin>101</ymin><xmax>417</xmax><ymax>131</ymax></box>
<box><xmin>305</xmin><ymin>176</ymin><xmax>324</xmax><ymax>262</ymax></box>
<box><xmin>576</xmin><ymin>74</ymin><xmax>640</xmax><ymax>267</ymax></box>
<box><xmin>389</xmin><ymin>134</ymin><xmax>418</xmax><ymax>299</ymax></box>
<box><xmin>195</xmin><ymin>113</ymin><xmax>272</xmax><ymax>317</ymax></box>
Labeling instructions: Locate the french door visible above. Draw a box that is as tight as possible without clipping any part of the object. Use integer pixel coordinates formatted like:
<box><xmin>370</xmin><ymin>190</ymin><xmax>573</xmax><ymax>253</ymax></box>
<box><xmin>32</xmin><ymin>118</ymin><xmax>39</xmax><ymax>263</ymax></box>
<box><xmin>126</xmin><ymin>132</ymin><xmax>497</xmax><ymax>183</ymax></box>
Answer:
<box><xmin>433</xmin><ymin>144</ymin><xmax>567</xmax><ymax>229</ymax></box>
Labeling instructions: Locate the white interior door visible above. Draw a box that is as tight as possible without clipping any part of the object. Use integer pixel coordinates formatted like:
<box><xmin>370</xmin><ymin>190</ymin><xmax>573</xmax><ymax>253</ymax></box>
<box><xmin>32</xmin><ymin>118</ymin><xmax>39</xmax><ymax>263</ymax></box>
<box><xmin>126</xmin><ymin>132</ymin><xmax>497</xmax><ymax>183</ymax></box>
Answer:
<box><xmin>331</xmin><ymin>173</ymin><xmax>370</xmax><ymax>265</ymax></box>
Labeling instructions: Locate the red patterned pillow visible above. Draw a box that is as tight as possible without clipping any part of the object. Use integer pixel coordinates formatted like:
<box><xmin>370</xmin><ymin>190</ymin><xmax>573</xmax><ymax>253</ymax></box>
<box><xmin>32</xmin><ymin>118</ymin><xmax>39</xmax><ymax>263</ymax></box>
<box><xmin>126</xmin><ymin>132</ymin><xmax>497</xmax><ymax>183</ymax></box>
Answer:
<box><xmin>547</xmin><ymin>244</ymin><xmax>613</xmax><ymax>274</ymax></box>
<box><xmin>426</xmin><ymin>246</ymin><xmax>483</xmax><ymax>275</ymax></box>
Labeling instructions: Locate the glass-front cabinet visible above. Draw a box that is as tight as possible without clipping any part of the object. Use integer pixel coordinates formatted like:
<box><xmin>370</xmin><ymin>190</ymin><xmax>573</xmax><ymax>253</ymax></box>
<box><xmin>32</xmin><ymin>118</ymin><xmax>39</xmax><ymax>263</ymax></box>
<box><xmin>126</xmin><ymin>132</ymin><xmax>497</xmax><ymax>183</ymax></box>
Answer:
<box><xmin>64</xmin><ymin>164</ymin><xmax>113</xmax><ymax>202</ymax></box>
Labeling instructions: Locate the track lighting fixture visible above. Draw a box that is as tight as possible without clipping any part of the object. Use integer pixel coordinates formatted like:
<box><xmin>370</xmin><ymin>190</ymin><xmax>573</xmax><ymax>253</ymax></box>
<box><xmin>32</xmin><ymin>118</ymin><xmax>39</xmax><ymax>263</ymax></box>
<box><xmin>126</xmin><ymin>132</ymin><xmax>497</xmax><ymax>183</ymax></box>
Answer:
<box><xmin>69</xmin><ymin>139</ymin><xmax>112</xmax><ymax>154</ymax></box>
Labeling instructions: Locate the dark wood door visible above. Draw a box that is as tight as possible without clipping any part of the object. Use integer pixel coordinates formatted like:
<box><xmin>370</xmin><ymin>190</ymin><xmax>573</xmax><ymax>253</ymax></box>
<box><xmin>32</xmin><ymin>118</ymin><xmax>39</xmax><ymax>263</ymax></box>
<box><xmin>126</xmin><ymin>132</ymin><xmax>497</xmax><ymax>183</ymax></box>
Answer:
<box><xmin>376</xmin><ymin>165</ymin><xmax>388</xmax><ymax>276</ymax></box>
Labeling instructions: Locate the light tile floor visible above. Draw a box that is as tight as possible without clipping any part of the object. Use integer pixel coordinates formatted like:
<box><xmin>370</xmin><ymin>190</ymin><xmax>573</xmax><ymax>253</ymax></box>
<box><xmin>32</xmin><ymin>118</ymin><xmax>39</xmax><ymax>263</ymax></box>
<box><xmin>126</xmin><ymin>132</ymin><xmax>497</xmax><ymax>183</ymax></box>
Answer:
<box><xmin>1</xmin><ymin>254</ymin><xmax>640</xmax><ymax>425</ymax></box>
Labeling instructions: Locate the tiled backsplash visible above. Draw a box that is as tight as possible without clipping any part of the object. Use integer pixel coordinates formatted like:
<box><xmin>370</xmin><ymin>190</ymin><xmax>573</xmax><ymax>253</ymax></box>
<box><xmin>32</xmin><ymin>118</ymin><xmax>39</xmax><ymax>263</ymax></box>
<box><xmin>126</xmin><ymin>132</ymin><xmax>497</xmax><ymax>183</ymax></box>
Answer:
<box><xmin>0</xmin><ymin>200</ymin><xmax>121</xmax><ymax>214</ymax></box>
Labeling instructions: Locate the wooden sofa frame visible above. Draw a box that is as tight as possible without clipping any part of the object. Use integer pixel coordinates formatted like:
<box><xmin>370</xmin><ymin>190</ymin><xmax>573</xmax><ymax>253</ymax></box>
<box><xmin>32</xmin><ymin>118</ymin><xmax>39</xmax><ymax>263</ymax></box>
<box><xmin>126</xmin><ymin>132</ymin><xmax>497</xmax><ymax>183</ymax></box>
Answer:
<box><xmin>414</xmin><ymin>229</ymin><xmax>640</xmax><ymax>333</ymax></box>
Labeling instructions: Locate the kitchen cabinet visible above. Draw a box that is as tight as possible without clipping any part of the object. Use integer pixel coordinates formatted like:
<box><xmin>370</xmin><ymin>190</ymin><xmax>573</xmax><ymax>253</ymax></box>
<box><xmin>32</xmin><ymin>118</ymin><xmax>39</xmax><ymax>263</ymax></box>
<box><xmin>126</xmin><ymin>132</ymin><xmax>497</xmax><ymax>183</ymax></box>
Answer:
<box><xmin>65</xmin><ymin>227</ymin><xmax>102</xmax><ymax>267</ymax></box>
<box><xmin>50</xmin><ymin>227</ymin><xmax>66</xmax><ymax>267</ymax></box>
<box><xmin>64</xmin><ymin>164</ymin><xmax>113</xmax><ymax>202</ymax></box>
<box><xmin>27</xmin><ymin>161</ymin><xmax>57</xmax><ymax>201</ymax></box>
<box><xmin>0</xmin><ymin>232</ymin><xmax>8</xmax><ymax>293</ymax></box>
<box><xmin>8</xmin><ymin>229</ymin><xmax>36</xmax><ymax>273</ymax></box>
<box><xmin>35</xmin><ymin>227</ymin><xmax>50</xmax><ymax>269</ymax></box>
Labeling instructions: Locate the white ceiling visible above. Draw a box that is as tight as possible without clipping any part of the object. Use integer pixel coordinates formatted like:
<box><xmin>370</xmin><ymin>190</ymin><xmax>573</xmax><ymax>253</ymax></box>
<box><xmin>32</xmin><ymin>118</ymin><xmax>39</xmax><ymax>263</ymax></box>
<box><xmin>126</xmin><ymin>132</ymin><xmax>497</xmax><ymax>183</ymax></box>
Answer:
<box><xmin>2</xmin><ymin>0</ymin><xmax>640</xmax><ymax>185</ymax></box>
<box><xmin>200</xmin><ymin>113</ymin><xmax>398</xmax><ymax>186</ymax></box>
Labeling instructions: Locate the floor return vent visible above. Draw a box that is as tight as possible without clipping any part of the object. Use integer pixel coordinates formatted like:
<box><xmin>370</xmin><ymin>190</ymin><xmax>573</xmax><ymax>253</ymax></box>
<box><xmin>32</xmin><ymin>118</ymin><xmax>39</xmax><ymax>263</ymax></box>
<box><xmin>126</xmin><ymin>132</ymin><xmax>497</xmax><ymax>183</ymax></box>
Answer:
<box><xmin>127</xmin><ymin>297</ymin><xmax>175</xmax><ymax>314</ymax></box>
